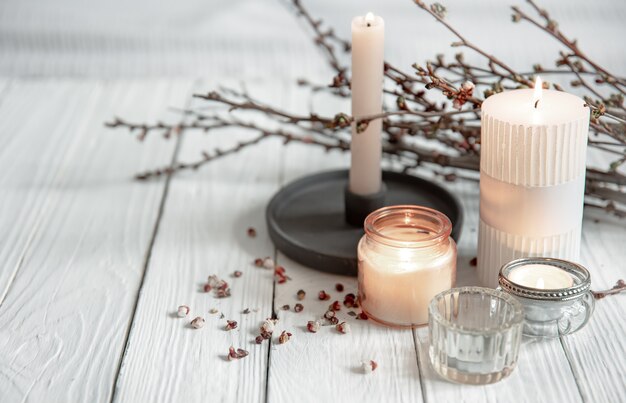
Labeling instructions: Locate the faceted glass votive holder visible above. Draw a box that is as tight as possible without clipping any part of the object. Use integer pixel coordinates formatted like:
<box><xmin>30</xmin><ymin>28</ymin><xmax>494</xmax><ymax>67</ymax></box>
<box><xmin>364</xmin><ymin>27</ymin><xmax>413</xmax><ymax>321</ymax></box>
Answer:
<box><xmin>429</xmin><ymin>287</ymin><xmax>524</xmax><ymax>385</ymax></box>
<box><xmin>498</xmin><ymin>258</ymin><xmax>595</xmax><ymax>338</ymax></box>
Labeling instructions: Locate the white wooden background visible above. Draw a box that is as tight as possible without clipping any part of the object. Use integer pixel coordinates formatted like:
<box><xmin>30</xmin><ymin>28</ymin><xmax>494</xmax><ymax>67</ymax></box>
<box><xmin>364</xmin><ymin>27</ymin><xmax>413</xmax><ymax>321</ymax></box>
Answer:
<box><xmin>0</xmin><ymin>0</ymin><xmax>624</xmax><ymax>402</ymax></box>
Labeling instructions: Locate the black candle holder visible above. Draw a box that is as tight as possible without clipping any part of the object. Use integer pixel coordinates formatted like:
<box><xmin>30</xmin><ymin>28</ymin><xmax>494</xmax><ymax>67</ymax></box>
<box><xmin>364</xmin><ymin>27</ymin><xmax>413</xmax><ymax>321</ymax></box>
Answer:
<box><xmin>266</xmin><ymin>169</ymin><xmax>463</xmax><ymax>276</ymax></box>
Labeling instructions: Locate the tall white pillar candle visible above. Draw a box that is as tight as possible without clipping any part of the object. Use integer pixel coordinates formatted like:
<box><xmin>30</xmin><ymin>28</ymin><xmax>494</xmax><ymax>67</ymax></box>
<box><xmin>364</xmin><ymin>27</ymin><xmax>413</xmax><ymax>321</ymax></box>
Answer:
<box><xmin>350</xmin><ymin>12</ymin><xmax>384</xmax><ymax>195</ymax></box>
<box><xmin>478</xmin><ymin>79</ymin><xmax>589</xmax><ymax>287</ymax></box>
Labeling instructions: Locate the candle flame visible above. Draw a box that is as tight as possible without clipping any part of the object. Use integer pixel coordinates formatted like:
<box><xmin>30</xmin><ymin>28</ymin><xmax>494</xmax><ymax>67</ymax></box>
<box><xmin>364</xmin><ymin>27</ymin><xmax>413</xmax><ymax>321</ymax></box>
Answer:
<box><xmin>365</xmin><ymin>12</ymin><xmax>375</xmax><ymax>23</ymax></box>
<box><xmin>535</xmin><ymin>277</ymin><xmax>545</xmax><ymax>289</ymax></box>
<box><xmin>533</xmin><ymin>76</ymin><xmax>543</xmax><ymax>107</ymax></box>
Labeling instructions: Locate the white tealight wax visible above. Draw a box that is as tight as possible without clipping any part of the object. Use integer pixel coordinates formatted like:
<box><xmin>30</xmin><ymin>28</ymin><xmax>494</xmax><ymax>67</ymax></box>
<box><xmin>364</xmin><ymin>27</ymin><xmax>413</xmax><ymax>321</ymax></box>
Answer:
<box><xmin>507</xmin><ymin>263</ymin><xmax>574</xmax><ymax>289</ymax></box>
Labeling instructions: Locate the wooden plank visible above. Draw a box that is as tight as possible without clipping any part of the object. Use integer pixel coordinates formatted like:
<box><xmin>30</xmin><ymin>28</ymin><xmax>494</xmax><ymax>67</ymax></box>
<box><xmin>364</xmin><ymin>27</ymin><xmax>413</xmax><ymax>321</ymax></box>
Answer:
<box><xmin>0</xmin><ymin>79</ymin><xmax>193</xmax><ymax>402</ymax></box>
<box><xmin>558</xmin><ymin>150</ymin><xmax>626</xmax><ymax>402</ymax></box>
<box><xmin>0</xmin><ymin>79</ymin><xmax>106</xmax><ymax>301</ymax></box>
<box><xmin>112</xmin><ymin>81</ymin><xmax>283</xmax><ymax>402</ymax></box>
<box><xmin>559</xmin><ymin>216</ymin><xmax>626</xmax><ymax>403</ymax></box>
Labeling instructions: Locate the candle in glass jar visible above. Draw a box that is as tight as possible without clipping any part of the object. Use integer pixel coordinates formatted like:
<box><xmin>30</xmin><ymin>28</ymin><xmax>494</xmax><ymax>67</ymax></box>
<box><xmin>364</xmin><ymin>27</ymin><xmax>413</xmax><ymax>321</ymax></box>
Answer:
<box><xmin>507</xmin><ymin>263</ymin><xmax>574</xmax><ymax>289</ymax></box>
<box><xmin>350</xmin><ymin>12</ymin><xmax>384</xmax><ymax>195</ymax></box>
<box><xmin>358</xmin><ymin>205</ymin><xmax>456</xmax><ymax>327</ymax></box>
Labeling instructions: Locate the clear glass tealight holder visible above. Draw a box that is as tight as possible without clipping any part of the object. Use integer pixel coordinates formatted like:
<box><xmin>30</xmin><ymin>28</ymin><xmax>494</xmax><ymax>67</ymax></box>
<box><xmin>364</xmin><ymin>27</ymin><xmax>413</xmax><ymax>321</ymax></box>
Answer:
<box><xmin>498</xmin><ymin>257</ymin><xmax>595</xmax><ymax>338</ymax></box>
<box><xmin>429</xmin><ymin>287</ymin><xmax>524</xmax><ymax>385</ymax></box>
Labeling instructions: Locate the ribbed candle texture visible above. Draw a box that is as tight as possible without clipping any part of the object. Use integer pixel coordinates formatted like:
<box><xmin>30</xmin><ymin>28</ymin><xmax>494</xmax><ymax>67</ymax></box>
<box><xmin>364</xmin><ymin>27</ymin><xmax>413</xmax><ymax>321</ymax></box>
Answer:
<box><xmin>478</xmin><ymin>89</ymin><xmax>589</xmax><ymax>287</ymax></box>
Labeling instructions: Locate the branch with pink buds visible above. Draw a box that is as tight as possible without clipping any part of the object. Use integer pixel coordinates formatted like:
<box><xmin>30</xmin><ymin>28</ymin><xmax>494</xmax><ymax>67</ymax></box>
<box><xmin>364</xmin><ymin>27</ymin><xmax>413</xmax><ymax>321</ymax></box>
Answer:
<box><xmin>107</xmin><ymin>0</ymin><xmax>626</xmax><ymax>218</ymax></box>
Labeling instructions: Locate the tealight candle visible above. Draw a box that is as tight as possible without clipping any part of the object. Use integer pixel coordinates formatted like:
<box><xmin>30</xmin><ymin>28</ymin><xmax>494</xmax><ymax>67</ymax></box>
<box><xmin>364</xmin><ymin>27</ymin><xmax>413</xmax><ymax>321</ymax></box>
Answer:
<box><xmin>499</xmin><ymin>257</ymin><xmax>595</xmax><ymax>338</ymax></box>
<box><xmin>507</xmin><ymin>263</ymin><xmax>574</xmax><ymax>289</ymax></box>
<box><xmin>357</xmin><ymin>205</ymin><xmax>456</xmax><ymax>327</ymax></box>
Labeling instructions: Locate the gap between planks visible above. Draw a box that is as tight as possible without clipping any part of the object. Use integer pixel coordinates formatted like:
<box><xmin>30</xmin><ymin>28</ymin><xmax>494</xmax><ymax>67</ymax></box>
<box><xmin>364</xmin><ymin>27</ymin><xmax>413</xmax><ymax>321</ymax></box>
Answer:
<box><xmin>109</xmin><ymin>79</ymin><xmax>201</xmax><ymax>403</ymax></box>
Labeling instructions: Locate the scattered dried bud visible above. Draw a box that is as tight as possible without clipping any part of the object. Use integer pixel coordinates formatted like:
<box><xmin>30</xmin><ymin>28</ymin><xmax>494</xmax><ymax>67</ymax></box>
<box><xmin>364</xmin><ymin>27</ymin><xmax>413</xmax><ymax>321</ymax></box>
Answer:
<box><xmin>344</xmin><ymin>293</ymin><xmax>356</xmax><ymax>307</ymax></box>
<box><xmin>329</xmin><ymin>316</ymin><xmax>339</xmax><ymax>325</ymax></box>
<box><xmin>208</xmin><ymin>274</ymin><xmax>220</xmax><ymax>288</ymax></box>
<box><xmin>263</xmin><ymin>258</ymin><xmax>275</xmax><ymax>270</ymax></box>
<box><xmin>318</xmin><ymin>290</ymin><xmax>330</xmax><ymax>300</ymax></box>
<box><xmin>203</xmin><ymin>284</ymin><xmax>212</xmax><ymax>293</ymax></box>
<box><xmin>336</xmin><ymin>322</ymin><xmax>350</xmax><ymax>334</ymax></box>
<box><xmin>228</xmin><ymin>346</ymin><xmax>238</xmax><ymax>361</ymax></box>
<box><xmin>324</xmin><ymin>310</ymin><xmax>336</xmax><ymax>320</ymax></box>
<box><xmin>233</xmin><ymin>270</ymin><xmax>243</xmax><ymax>278</ymax></box>
<box><xmin>191</xmin><ymin>316</ymin><xmax>205</xmax><ymax>329</ymax></box>
<box><xmin>307</xmin><ymin>320</ymin><xmax>321</xmax><ymax>333</ymax></box>
<box><xmin>216</xmin><ymin>288</ymin><xmax>231</xmax><ymax>298</ymax></box>
<box><xmin>361</xmin><ymin>360</ymin><xmax>378</xmax><ymax>374</ymax></box>
<box><xmin>247</xmin><ymin>227</ymin><xmax>257</xmax><ymax>237</ymax></box>
<box><xmin>329</xmin><ymin>301</ymin><xmax>341</xmax><ymax>311</ymax></box>
<box><xmin>261</xmin><ymin>319</ymin><xmax>275</xmax><ymax>334</ymax></box>
<box><xmin>297</xmin><ymin>289</ymin><xmax>306</xmax><ymax>300</ymax></box>
<box><xmin>225</xmin><ymin>320</ymin><xmax>238</xmax><ymax>331</ymax></box>
<box><xmin>255</xmin><ymin>335</ymin><xmax>264</xmax><ymax>344</ymax></box>
<box><xmin>335</xmin><ymin>283</ymin><xmax>344</xmax><ymax>292</ymax></box>
<box><xmin>274</xmin><ymin>266</ymin><xmax>290</xmax><ymax>284</ymax></box>
<box><xmin>254</xmin><ymin>258</ymin><xmax>264</xmax><ymax>267</ymax></box>
<box><xmin>281</xmin><ymin>304</ymin><xmax>290</xmax><ymax>311</ymax></box>
<box><xmin>236</xmin><ymin>348</ymin><xmax>249</xmax><ymax>358</ymax></box>
<box><xmin>278</xmin><ymin>330</ymin><xmax>292</xmax><ymax>344</ymax></box>
<box><xmin>294</xmin><ymin>303</ymin><xmax>304</xmax><ymax>313</ymax></box>
<box><xmin>362</xmin><ymin>360</ymin><xmax>378</xmax><ymax>373</ymax></box>
<box><xmin>177</xmin><ymin>305</ymin><xmax>190</xmax><ymax>317</ymax></box>
<box><xmin>358</xmin><ymin>312</ymin><xmax>369</xmax><ymax>320</ymax></box>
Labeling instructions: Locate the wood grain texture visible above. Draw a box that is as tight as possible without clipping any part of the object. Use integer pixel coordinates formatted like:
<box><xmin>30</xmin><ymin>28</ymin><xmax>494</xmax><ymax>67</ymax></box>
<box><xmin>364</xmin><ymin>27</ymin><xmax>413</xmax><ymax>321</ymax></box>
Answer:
<box><xmin>112</xmin><ymin>80</ymin><xmax>283</xmax><ymax>403</ymax></box>
<box><xmin>270</xmin><ymin>252</ymin><xmax>423</xmax><ymax>403</ymax></box>
<box><xmin>558</xmin><ymin>151</ymin><xmax>626</xmax><ymax>403</ymax></box>
<box><xmin>560</xmin><ymin>220</ymin><xmax>626</xmax><ymax>403</ymax></box>
<box><xmin>0</xmin><ymin>79</ymin><xmax>193</xmax><ymax>402</ymax></box>
<box><xmin>0</xmin><ymin>78</ymin><xmax>622</xmax><ymax>403</ymax></box>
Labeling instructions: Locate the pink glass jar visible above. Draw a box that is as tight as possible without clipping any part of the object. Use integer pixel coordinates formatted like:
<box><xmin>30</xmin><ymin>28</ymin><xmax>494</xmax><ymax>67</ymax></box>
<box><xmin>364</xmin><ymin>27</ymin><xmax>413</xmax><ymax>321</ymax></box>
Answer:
<box><xmin>358</xmin><ymin>205</ymin><xmax>457</xmax><ymax>327</ymax></box>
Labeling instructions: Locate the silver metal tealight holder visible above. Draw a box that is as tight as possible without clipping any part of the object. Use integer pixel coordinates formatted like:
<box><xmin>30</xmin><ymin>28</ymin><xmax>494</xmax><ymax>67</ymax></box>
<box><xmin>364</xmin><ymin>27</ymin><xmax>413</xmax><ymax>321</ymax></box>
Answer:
<box><xmin>498</xmin><ymin>257</ymin><xmax>595</xmax><ymax>338</ymax></box>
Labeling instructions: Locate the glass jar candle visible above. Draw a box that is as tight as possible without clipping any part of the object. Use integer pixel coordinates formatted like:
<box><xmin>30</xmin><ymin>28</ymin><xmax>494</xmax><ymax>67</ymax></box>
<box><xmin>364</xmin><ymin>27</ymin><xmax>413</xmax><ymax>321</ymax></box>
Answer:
<box><xmin>357</xmin><ymin>205</ymin><xmax>457</xmax><ymax>327</ymax></box>
<box><xmin>498</xmin><ymin>257</ymin><xmax>595</xmax><ymax>338</ymax></box>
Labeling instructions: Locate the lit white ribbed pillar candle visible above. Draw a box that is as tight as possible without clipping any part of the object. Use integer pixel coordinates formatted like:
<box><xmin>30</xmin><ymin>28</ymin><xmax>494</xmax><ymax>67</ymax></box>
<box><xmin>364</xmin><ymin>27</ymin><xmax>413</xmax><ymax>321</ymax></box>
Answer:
<box><xmin>350</xmin><ymin>12</ymin><xmax>384</xmax><ymax>195</ymax></box>
<box><xmin>478</xmin><ymin>79</ymin><xmax>590</xmax><ymax>287</ymax></box>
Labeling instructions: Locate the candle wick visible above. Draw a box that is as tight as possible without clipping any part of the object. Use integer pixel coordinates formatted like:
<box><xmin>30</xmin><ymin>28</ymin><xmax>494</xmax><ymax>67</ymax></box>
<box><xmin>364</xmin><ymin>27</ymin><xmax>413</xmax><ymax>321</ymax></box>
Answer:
<box><xmin>534</xmin><ymin>99</ymin><xmax>540</xmax><ymax>109</ymax></box>
<box><xmin>367</xmin><ymin>22</ymin><xmax>371</xmax><ymax>27</ymax></box>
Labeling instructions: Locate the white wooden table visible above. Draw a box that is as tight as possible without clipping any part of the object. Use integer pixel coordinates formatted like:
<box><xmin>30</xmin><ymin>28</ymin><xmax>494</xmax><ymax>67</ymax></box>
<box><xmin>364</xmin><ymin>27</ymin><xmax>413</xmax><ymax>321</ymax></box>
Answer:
<box><xmin>0</xmin><ymin>1</ymin><xmax>624</xmax><ymax>402</ymax></box>
<box><xmin>0</xmin><ymin>77</ymin><xmax>624</xmax><ymax>403</ymax></box>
